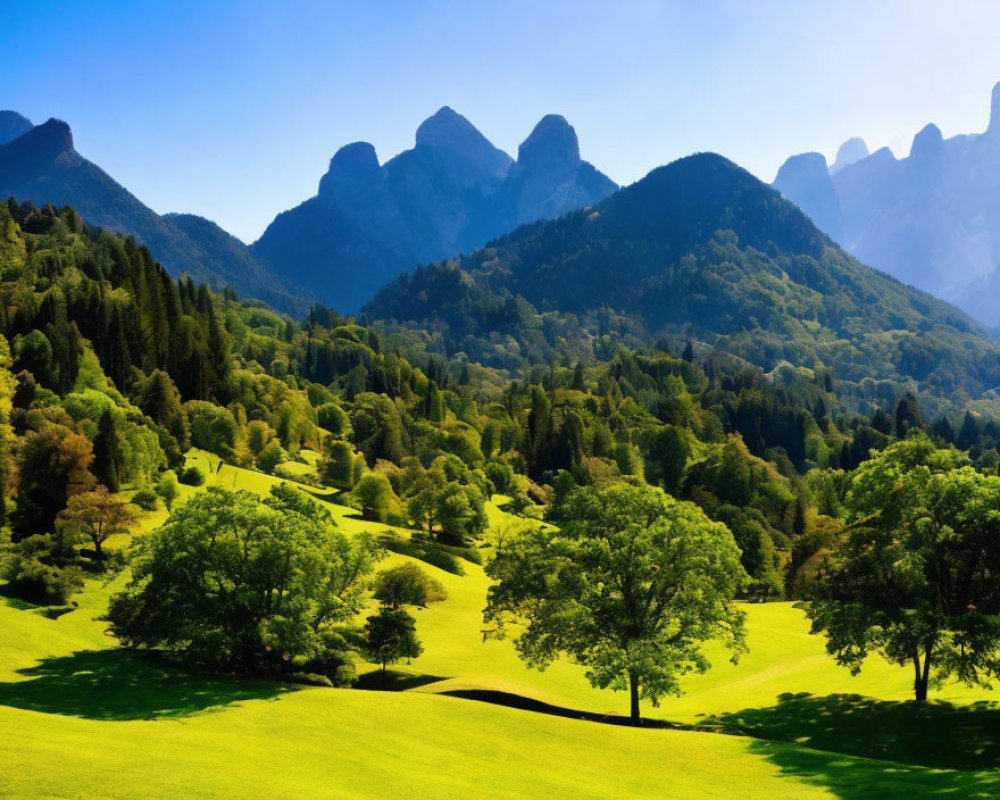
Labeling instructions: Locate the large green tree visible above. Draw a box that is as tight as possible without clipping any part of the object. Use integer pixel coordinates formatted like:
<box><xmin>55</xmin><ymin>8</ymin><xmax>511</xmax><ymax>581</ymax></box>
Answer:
<box><xmin>107</xmin><ymin>485</ymin><xmax>383</xmax><ymax>676</ymax></box>
<box><xmin>484</xmin><ymin>483</ymin><xmax>747</xmax><ymax>723</ymax></box>
<box><xmin>808</xmin><ymin>435</ymin><xmax>1000</xmax><ymax>700</ymax></box>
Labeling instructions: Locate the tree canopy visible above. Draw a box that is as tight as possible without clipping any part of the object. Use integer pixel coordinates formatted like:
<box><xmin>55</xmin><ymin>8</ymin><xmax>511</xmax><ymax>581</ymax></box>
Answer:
<box><xmin>484</xmin><ymin>483</ymin><xmax>747</xmax><ymax>723</ymax></box>
<box><xmin>107</xmin><ymin>485</ymin><xmax>383</xmax><ymax>677</ymax></box>
<box><xmin>808</xmin><ymin>435</ymin><xmax>1000</xmax><ymax>700</ymax></box>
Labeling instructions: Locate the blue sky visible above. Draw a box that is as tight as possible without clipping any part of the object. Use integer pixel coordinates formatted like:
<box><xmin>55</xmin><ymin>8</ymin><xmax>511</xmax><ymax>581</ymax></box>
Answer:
<box><xmin>5</xmin><ymin>0</ymin><xmax>1000</xmax><ymax>242</ymax></box>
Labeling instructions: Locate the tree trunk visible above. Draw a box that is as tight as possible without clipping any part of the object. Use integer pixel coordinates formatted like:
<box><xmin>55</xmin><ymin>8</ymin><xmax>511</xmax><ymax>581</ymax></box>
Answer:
<box><xmin>629</xmin><ymin>672</ymin><xmax>641</xmax><ymax>725</ymax></box>
<box><xmin>913</xmin><ymin>651</ymin><xmax>931</xmax><ymax>701</ymax></box>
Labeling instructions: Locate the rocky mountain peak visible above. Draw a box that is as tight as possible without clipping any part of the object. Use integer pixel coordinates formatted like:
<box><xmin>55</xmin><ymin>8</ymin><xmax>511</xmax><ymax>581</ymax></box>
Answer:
<box><xmin>318</xmin><ymin>141</ymin><xmax>381</xmax><ymax>198</ymax></box>
<box><xmin>910</xmin><ymin>123</ymin><xmax>943</xmax><ymax>160</ymax></box>
<box><xmin>517</xmin><ymin>115</ymin><xmax>580</xmax><ymax>172</ymax></box>
<box><xmin>831</xmin><ymin>138</ymin><xmax>869</xmax><ymax>173</ymax></box>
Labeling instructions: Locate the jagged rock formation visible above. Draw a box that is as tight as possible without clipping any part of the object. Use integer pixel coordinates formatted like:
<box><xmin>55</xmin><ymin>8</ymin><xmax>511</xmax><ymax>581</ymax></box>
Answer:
<box><xmin>251</xmin><ymin>107</ymin><xmax>617</xmax><ymax>313</ymax></box>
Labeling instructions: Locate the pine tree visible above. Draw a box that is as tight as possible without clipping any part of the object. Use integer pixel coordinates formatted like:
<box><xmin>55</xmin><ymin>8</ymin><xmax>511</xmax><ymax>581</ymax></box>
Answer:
<box><xmin>93</xmin><ymin>408</ymin><xmax>122</xmax><ymax>493</ymax></box>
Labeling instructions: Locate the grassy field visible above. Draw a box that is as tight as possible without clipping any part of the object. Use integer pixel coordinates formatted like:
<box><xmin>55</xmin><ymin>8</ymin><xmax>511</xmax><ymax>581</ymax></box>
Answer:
<box><xmin>2</xmin><ymin>456</ymin><xmax>1000</xmax><ymax>798</ymax></box>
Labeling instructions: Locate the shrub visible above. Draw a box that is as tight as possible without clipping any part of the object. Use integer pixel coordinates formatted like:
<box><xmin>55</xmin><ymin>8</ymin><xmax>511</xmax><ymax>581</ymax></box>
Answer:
<box><xmin>1</xmin><ymin>538</ymin><xmax>83</xmax><ymax>605</ymax></box>
<box><xmin>373</xmin><ymin>562</ymin><xmax>447</xmax><ymax>608</ymax></box>
<box><xmin>179</xmin><ymin>466</ymin><xmax>205</xmax><ymax>486</ymax></box>
<box><xmin>156</xmin><ymin>471</ymin><xmax>179</xmax><ymax>510</ymax></box>
<box><xmin>131</xmin><ymin>490</ymin><xmax>158</xmax><ymax>511</ymax></box>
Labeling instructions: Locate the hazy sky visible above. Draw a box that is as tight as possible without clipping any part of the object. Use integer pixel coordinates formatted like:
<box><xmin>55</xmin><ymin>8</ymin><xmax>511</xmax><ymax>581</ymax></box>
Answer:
<box><xmin>6</xmin><ymin>0</ymin><xmax>1000</xmax><ymax>243</ymax></box>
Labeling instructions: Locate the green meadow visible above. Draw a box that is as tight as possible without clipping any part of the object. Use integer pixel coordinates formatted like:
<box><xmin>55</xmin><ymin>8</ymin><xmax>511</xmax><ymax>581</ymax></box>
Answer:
<box><xmin>2</xmin><ymin>456</ymin><xmax>1000</xmax><ymax>799</ymax></box>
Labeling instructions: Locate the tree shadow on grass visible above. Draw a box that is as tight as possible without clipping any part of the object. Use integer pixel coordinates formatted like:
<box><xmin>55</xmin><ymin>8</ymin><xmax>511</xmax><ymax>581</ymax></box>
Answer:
<box><xmin>748</xmin><ymin>738</ymin><xmax>1000</xmax><ymax>800</ymax></box>
<box><xmin>440</xmin><ymin>688</ymin><xmax>675</xmax><ymax>728</ymax></box>
<box><xmin>0</xmin><ymin>649</ymin><xmax>297</xmax><ymax>720</ymax></box>
<box><xmin>702</xmin><ymin>692</ymin><xmax>1000</xmax><ymax>771</ymax></box>
<box><xmin>356</xmin><ymin>668</ymin><xmax>446</xmax><ymax>691</ymax></box>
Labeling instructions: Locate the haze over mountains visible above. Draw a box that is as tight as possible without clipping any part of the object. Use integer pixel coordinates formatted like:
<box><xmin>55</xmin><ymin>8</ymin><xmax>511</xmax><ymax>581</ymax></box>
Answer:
<box><xmin>250</xmin><ymin>107</ymin><xmax>618</xmax><ymax>313</ymax></box>
<box><xmin>773</xmin><ymin>82</ymin><xmax>1000</xmax><ymax>326</ymax></box>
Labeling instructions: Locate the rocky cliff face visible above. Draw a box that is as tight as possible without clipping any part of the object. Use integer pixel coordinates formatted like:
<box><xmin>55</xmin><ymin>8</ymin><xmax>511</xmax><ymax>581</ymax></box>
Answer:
<box><xmin>251</xmin><ymin>108</ymin><xmax>617</xmax><ymax>313</ymax></box>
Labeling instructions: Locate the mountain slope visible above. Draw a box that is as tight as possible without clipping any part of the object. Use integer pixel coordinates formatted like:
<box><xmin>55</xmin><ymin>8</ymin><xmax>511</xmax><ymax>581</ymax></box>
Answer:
<box><xmin>772</xmin><ymin>83</ymin><xmax>1000</xmax><ymax>325</ymax></box>
<box><xmin>0</xmin><ymin>115</ymin><xmax>309</xmax><ymax>315</ymax></box>
<box><xmin>251</xmin><ymin>107</ymin><xmax>617</xmax><ymax>313</ymax></box>
<box><xmin>367</xmin><ymin>152</ymin><xmax>1000</xmax><ymax>399</ymax></box>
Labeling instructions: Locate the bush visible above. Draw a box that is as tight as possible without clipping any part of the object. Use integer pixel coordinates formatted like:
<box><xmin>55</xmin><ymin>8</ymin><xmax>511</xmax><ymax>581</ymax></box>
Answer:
<box><xmin>131</xmin><ymin>490</ymin><xmax>158</xmax><ymax>511</ymax></box>
<box><xmin>289</xmin><ymin>672</ymin><xmax>333</xmax><ymax>687</ymax></box>
<box><xmin>156</xmin><ymin>471</ymin><xmax>179</xmax><ymax>510</ymax></box>
<box><xmin>179</xmin><ymin>466</ymin><xmax>205</xmax><ymax>486</ymax></box>
<box><xmin>257</xmin><ymin>441</ymin><xmax>285</xmax><ymax>474</ymax></box>
<box><xmin>1</xmin><ymin>540</ymin><xmax>83</xmax><ymax>605</ymax></box>
<box><xmin>373</xmin><ymin>562</ymin><xmax>447</xmax><ymax>608</ymax></box>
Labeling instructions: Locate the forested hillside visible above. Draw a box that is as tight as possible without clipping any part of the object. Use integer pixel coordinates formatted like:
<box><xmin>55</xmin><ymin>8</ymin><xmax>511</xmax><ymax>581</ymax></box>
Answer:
<box><xmin>5</xmin><ymin>197</ymin><xmax>1000</xmax><ymax>610</ymax></box>
<box><xmin>366</xmin><ymin>153</ymin><xmax>1000</xmax><ymax>414</ymax></box>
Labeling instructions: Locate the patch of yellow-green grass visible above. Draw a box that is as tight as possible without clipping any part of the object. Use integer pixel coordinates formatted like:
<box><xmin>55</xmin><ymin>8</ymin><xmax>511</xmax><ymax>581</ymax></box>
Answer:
<box><xmin>1</xmin><ymin>597</ymin><xmax>994</xmax><ymax>800</ymax></box>
<box><xmin>174</xmin><ymin>454</ymin><xmax>997</xmax><ymax>723</ymax></box>
<box><xmin>7</xmin><ymin>455</ymin><xmax>996</xmax><ymax>797</ymax></box>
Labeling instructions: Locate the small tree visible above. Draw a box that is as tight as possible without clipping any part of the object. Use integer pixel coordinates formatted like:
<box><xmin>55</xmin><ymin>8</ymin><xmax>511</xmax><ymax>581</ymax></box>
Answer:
<box><xmin>14</xmin><ymin>423</ymin><xmax>96</xmax><ymax>539</ymax></box>
<box><xmin>363</xmin><ymin>606</ymin><xmax>422</xmax><ymax>674</ymax></box>
<box><xmin>808</xmin><ymin>435</ymin><xmax>1000</xmax><ymax>701</ymax></box>
<box><xmin>155</xmin><ymin>471</ymin><xmax>179</xmax><ymax>510</ymax></box>
<box><xmin>56</xmin><ymin>486</ymin><xmax>138</xmax><ymax>560</ymax></box>
<box><xmin>485</xmin><ymin>483</ymin><xmax>747</xmax><ymax>724</ymax></box>
<box><xmin>349</xmin><ymin>473</ymin><xmax>401</xmax><ymax>523</ymax></box>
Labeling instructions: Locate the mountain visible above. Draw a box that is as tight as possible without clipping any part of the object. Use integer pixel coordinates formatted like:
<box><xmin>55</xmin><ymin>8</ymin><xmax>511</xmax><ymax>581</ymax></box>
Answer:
<box><xmin>251</xmin><ymin>107</ymin><xmax>617</xmax><ymax>313</ymax></box>
<box><xmin>0</xmin><ymin>113</ymin><xmax>310</xmax><ymax>315</ymax></box>
<box><xmin>772</xmin><ymin>83</ymin><xmax>1000</xmax><ymax>325</ymax></box>
<box><xmin>366</xmin><ymin>152</ymin><xmax>1000</xmax><ymax>404</ymax></box>
<box><xmin>0</xmin><ymin>111</ymin><xmax>32</xmax><ymax>145</ymax></box>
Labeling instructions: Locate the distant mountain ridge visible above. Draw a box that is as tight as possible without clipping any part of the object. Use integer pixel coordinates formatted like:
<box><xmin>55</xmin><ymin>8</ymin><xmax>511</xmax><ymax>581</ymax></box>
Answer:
<box><xmin>251</xmin><ymin>107</ymin><xmax>618</xmax><ymax>313</ymax></box>
<box><xmin>0</xmin><ymin>113</ymin><xmax>311</xmax><ymax>315</ymax></box>
<box><xmin>366</xmin><ymin>152</ymin><xmax>1000</xmax><ymax>403</ymax></box>
<box><xmin>773</xmin><ymin>82</ymin><xmax>1000</xmax><ymax>326</ymax></box>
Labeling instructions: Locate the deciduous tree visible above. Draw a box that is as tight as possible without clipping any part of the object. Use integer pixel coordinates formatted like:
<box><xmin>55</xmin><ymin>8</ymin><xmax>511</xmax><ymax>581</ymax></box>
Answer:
<box><xmin>484</xmin><ymin>483</ymin><xmax>747</xmax><ymax>724</ymax></box>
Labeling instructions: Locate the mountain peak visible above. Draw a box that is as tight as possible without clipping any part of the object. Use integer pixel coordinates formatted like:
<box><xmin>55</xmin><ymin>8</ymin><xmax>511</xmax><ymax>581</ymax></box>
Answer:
<box><xmin>0</xmin><ymin>111</ymin><xmax>33</xmax><ymax>146</ymax></box>
<box><xmin>318</xmin><ymin>141</ymin><xmax>381</xmax><ymax>198</ymax></box>
<box><xmin>415</xmin><ymin>106</ymin><xmax>487</xmax><ymax>151</ymax></box>
<box><xmin>910</xmin><ymin>123</ymin><xmax>943</xmax><ymax>159</ymax></box>
<box><xmin>0</xmin><ymin>118</ymin><xmax>74</xmax><ymax>165</ymax></box>
<box><xmin>27</xmin><ymin>118</ymin><xmax>74</xmax><ymax>154</ymax></box>
<box><xmin>831</xmin><ymin>137</ymin><xmax>869</xmax><ymax>173</ymax></box>
<box><xmin>411</xmin><ymin>106</ymin><xmax>512</xmax><ymax>182</ymax></box>
<box><xmin>990</xmin><ymin>82</ymin><xmax>1000</xmax><ymax>134</ymax></box>
<box><xmin>517</xmin><ymin>114</ymin><xmax>580</xmax><ymax>171</ymax></box>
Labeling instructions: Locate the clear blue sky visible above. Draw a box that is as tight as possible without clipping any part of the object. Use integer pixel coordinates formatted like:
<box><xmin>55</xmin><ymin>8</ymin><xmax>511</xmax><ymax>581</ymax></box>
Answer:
<box><xmin>5</xmin><ymin>0</ymin><xmax>1000</xmax><ymax>243</ymax></box>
